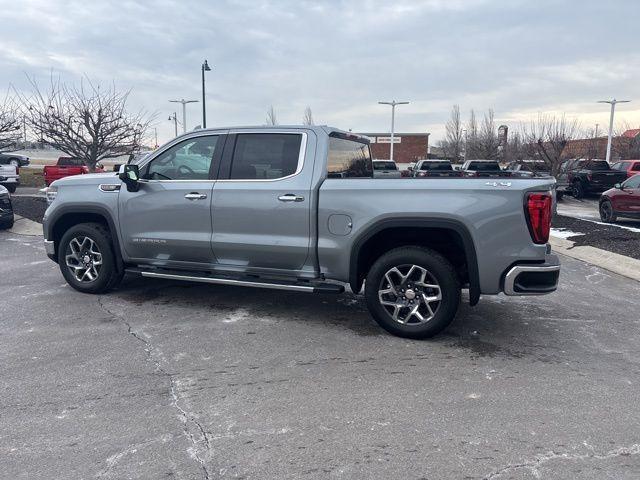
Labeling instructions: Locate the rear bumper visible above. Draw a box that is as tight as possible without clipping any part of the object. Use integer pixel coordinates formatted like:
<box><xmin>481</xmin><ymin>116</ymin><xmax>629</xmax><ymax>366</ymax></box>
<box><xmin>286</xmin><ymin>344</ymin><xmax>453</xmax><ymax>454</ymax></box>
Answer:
<box><xmin>503</xmin><ymin>255</ymin><xmax>560</xmax><ymax>296</ymax></box>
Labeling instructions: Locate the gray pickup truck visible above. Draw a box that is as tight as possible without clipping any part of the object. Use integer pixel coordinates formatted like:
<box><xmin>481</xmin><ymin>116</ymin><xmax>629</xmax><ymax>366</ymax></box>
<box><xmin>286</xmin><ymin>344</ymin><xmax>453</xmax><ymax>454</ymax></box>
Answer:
<box><xmin>42</xmin><ymin>126</ymin><xmax>560</xmax><ymax>338</ymax></box>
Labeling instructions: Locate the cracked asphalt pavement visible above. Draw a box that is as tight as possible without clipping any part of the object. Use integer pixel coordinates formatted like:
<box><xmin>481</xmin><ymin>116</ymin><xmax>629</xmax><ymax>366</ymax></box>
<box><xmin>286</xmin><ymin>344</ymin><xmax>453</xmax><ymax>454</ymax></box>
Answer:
<box><xmin>2</xmin><ymin>231</ymin><xmax>640</xmax><ymax>479</ymax></box>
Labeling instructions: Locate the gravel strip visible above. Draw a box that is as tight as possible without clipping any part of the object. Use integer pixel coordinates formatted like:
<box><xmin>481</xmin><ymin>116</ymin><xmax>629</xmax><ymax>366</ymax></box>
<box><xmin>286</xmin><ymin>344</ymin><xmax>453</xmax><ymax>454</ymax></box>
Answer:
<box><xmin>553</xmin><ymin>214</ymin><xmax>640</xmax><ymax>260</ymax></box>
<box><xmin>11</xmin><ymin>196</ymin><xmax>47</xmax><ymax>223</ymax></box>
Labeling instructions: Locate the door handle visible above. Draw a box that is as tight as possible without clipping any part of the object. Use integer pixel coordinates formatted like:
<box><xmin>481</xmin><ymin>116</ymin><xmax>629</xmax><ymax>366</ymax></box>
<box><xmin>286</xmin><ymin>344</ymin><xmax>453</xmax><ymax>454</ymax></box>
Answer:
<box><xmin>185</xmin><ymin>192</ymin><xmax>207</xmax><ymax>200</ymax></box>
<box><xmin>278</xmin><ymin>194</ymin><xmax>305</xmax><ymax>202</ymax></box>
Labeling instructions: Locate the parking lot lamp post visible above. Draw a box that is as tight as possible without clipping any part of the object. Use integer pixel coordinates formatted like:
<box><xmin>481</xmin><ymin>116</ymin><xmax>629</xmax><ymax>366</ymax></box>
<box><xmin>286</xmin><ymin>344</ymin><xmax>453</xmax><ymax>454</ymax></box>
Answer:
<box><xmin>169</xmin><ymin>112</ymin><xmax>178</xmax><ymax>137</ymax></box>
<box><xmin>378</xmin><ymin>100</ymin><xmax>409</xmax><ymax>162</ymax></box>
<box><xmin>201</xmin><ymin>60</ymin><xmax>212</xmax><ymax>128</ymax></box>
<box><xmin>462</xmin><ymin>128</ymin><xmax>467</xmax><ymax>162</ymax></box>
<box><xmin>169</xmin><ymin>99</ymin><xmax>198</xmax><ymax>133</ymax></box>
<box><xmin>598</xmin><ymin>99</ymin><xmax>631</xmax><ymax>163</ymax></box>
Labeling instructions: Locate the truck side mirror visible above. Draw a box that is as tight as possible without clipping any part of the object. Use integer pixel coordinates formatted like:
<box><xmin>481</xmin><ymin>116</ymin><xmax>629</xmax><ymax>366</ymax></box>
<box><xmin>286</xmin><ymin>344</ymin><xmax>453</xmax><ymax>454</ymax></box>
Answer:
<box><xmin>614</xmin><ymin>183</ymin><xmax>622</xmax><ymax>190</ymax></box>
<box><xmin>119</xmin><ymin>164</ymin><xmax>140</xmax><ymax>192</ymax></box>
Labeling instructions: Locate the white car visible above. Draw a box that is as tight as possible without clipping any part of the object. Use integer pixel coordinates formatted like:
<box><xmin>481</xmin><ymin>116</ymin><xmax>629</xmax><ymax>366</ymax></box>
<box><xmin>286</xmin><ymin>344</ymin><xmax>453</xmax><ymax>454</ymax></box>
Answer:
<box><xmin>372</xmin><ymin>160</ymin><xmax>402</xmax><ymax>178</ymax></box>
<box><xmin>0</xmin><ymin>163</ymin><xmax>19</xmax><ymax>193</ymax></box>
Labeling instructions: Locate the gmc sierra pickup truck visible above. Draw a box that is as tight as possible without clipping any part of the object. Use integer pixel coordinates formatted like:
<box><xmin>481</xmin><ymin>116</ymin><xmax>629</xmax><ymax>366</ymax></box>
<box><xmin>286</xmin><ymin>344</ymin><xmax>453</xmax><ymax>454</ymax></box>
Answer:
<box><xmin>42</xmin><ymin>126</ymin><xmax>560</xmax><ymax>339</ymax></box>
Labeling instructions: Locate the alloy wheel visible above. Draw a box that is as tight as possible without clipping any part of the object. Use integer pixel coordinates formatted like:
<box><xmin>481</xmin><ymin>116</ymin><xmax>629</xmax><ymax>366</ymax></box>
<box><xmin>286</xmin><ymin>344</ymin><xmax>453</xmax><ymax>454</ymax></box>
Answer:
<box><xmin>65</xmin><ymin>236</ymin><xmax>103</xmax><ymax>282</ymax></box>
<box><xmin>378</xmin><ymin>264</ymin><xmax>442</xmax><ymax>325</ymax></box>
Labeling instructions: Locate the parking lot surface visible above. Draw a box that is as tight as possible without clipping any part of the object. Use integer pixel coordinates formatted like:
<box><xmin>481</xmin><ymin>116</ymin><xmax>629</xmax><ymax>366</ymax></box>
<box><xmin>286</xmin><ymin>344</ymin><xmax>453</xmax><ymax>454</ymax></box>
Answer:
<box><xmin>2</xmin><ymin>232</ymin><xmax>640</xmax><ymax>479</ymax></box>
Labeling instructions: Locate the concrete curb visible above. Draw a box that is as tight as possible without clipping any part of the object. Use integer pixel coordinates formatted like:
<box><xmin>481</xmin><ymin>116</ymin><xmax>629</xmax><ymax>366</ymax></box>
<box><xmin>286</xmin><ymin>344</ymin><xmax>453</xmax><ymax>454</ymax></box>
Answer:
<box><xmin>550</xmin><ymin>235</ymin><xmax>640</xmax><ymax>283</ymax></box>
<box><xmin>9</xmin><ymin>215</ymin><xmax>43</xmax><ymax>236</ymax></box>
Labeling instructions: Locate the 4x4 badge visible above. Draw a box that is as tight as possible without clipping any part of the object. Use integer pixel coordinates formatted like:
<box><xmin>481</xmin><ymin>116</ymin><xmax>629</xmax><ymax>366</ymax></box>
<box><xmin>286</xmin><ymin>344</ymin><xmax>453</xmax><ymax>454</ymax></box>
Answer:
<box><xmin>485</xmin><ymin>181</ymin><xmax>512</xmax><ymax>187</ymax></box>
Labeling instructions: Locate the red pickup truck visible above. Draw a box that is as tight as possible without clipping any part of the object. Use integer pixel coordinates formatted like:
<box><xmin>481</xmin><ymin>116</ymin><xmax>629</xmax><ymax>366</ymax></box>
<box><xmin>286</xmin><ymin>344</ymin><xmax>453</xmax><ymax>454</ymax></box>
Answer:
<box><xmin>43</xmin><ymin>157</ymin><xmax>104</xmax><ymax>186</ymax></box>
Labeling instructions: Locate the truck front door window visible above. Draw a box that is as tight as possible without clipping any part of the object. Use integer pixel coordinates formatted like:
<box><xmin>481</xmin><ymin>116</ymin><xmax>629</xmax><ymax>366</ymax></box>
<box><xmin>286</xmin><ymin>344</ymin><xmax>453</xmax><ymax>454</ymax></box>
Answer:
<box><xmin>145</xmin><ymin>136</ymin><xmax>218</xmax><ymax>180</ymax></box>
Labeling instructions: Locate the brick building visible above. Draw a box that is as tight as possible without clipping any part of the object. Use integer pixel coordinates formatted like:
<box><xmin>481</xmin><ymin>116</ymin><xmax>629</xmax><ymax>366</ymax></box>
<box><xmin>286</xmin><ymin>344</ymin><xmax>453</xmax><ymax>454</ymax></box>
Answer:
<box><xmin>359</xmin><ymin>132</ymin><xmax>430</xmax><ymax>164</ymax></box>
<box><xmin>562</xmin><ymin>129</ymin><xmax>640</xmax><ymax>160</ymax></box>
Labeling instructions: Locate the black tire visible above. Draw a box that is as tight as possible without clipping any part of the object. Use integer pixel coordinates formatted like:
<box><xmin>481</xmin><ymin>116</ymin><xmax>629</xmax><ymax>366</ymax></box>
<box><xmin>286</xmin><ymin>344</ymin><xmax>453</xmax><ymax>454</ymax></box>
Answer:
<box><xmin>571</xmin><ymin>181</ymin><xmax>584</xmax><ymax>200</ymax></box>
<box><xmin>0</xmin><ymin>217</ymin><xmax>14</xmax><ymax>230</ymax></box>
<box><xmin>58</xmin><ymin>222</ymin><xmax>123</xmax><ymax>293</ymax></box>
<box><xmin>364</xmin><ymin>246</ymin><xmax>461</xmax><ymax>339</ymax></box>
<box><xmin>556</xmin><ymin>191</ymin><xmax>564</xmax><ymax>201</ymax></box>
<box><xmin>5</xmin><ymin>184</ymin><xmax>16</xmax><ymax>193</ymax></box>
<box><xmin>599</xmin><ymin>199</ymin><xmax>617</xmax><ymax>223</ymax></box>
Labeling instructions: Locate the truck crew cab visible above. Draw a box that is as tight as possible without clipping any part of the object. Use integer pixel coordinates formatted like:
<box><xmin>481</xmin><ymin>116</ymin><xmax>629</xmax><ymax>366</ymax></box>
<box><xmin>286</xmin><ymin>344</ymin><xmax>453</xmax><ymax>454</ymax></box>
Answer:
<box><xmin>43</xmin><ymin>126</ymin><xmax>560</xmax><ymax>339</ymax></box>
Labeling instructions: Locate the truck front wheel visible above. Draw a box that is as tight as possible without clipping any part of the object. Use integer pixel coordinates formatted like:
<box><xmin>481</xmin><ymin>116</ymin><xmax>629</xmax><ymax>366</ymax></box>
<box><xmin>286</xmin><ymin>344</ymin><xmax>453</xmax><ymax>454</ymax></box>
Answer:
<box><xmin>364</xmin><ymin>246</ymin><xmax>460</xmax><ymax>339</ymax></box>
<box><xmin>58</xmin><ymin>223</ymin><xmax>123</xmax><ymax>293</ymax></box>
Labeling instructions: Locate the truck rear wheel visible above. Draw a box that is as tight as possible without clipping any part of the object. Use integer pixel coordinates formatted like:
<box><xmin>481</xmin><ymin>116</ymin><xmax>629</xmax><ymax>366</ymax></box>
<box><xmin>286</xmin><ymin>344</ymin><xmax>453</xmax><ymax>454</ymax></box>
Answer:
<box><xmin>571</xmin><ymin>181</ymin><xmax>584</xmax><ymax>199</ymax></box>
<box><xmin>58</xmin><ymin>223</ymin><xmax>123</xmax><ymax>293</ymax></box>
<box><xmin>364</xmin><ymin>246</ymin><xmax>460</xmax><ymax>339</ymax></box>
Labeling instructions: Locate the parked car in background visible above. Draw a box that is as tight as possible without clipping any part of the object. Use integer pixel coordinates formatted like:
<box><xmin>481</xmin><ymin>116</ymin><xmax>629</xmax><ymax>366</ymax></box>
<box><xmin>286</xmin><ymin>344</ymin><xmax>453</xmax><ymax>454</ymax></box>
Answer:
<box><xmin>460</xmin><ymin>160</ymin><xmax>510</xmax><ymax>178</ymax></box>
<box><xmin>0</xmin><ymin>183</ymin><xmax>14</xmax><ymax>229</ymax></box>
<box><xmin>412</xmin><ymin>159</ymin><xmax>462</xmax><ymax>177</ymax></box>
<box><xmin>402</xmin><ymin>161</ymin><xmax>416</xmax><ymax>177</ymax></box>
<box><xmin>372</xmin><ymin>160</ymin><xmax>402</xmax><ymax>178</ymax></box>
<box><xmin>599</xmin><ymin>174</ymin><xmax>640</xmax><ymax>222</ymax></box>
<box><xmin>611</xmin><ymin>160</ymin><xmax>640</xmax><ymax>179</ymax></box>
<box><xmin>504</xmin><ymin>160</ymin><xmax>551</xmax><ymax>178</ymax></box>
<box><xmin>0</xmin><ymin>152</ymin><xmax>30</xmax><ymax>168</ymax></box>
<box><xmin>556</xmin><ymin>159</ymin><xmax>627</xmax><ymax>200</ymax></box>
<box><xmin>43</xmin><ymin>157</ymin><xmax>104</xmax><ymax>186</ymax></box>
<box><xmin>0</xmin><ymin>163</ymin><xmax>19</xmax><ymax>193</ymax></box>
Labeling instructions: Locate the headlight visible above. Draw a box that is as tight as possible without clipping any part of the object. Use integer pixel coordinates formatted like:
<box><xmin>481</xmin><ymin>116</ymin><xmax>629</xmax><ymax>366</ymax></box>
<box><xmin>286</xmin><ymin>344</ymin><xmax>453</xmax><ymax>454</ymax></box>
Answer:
<box><xmin>46</xmin><ymin>186</ymin><xmax>58</xmax><ymax>205</ymax></box>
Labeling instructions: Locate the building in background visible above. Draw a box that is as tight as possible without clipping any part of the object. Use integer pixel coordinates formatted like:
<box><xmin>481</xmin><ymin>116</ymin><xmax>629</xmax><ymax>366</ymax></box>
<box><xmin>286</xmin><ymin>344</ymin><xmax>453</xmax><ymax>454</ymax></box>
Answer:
<box><xmin>359</xmin><ymin>132</ymin><xmax>429</xmax><ymax>165</ymax></box>
<box><xmin>562</xmin><ymin>129</ymin><xmax>640</xmax><ymax>160</ymax></box>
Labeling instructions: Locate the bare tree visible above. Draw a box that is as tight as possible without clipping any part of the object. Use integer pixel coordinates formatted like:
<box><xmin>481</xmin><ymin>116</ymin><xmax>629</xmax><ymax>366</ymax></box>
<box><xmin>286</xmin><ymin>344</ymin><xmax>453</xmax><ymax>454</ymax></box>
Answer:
<box><xmin>19</xmin><ymin>76</ymin><xmax>152</xmax><ymax>171</ymax></box>
<box><xmin>521</xmin><ymin>113</ymin><xmax>580</xmax><ymax>177</ymax></box>
<box><xmin>465</xmin><ymin>109</ymin><xmax>480</xmax><ymax>159</ymax></box>
<box><xmin>442</xmin><ymin>105</ymin><xmax>463</xmax><ymax>162</ymax></box>
<box><xmin>302</xmin><ymin>106</ymin><xmax>314</xmax><ymax>126</ymax></box>
<box><xmin>477</xmin><ymin>109</ymin><xmax>499</xmax><ymax>160</ymax></box>
<box><xmin>505</xmin><ymin>131</ymin><xmax>526</xmax><ymax>162</ymax></box>
<box><xmin>0</xmin><ymin>95</ymin><xmax>23</xmax><ymax>151</ymax></box>
<box><xmin>266</xmin><ymin>105</ymin><xmax>278</xmax><ymax>126</ymax></box>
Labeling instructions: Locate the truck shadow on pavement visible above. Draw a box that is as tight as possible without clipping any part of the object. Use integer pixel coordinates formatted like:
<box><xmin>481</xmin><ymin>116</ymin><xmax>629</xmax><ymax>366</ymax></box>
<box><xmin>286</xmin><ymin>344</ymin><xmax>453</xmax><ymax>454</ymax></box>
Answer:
<box><xmin>112</xmin><ymin>276</ymin><xmax>566</xmax><ymax>362</ymax></box>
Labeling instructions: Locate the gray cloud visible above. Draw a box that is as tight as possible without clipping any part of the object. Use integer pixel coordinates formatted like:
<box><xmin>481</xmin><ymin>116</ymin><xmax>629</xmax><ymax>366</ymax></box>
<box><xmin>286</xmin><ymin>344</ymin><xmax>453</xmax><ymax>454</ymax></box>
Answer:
<box><xmin>1</xmin><ymin>0</ymin><xmax>639</xmax><ymax>143</ymax></box>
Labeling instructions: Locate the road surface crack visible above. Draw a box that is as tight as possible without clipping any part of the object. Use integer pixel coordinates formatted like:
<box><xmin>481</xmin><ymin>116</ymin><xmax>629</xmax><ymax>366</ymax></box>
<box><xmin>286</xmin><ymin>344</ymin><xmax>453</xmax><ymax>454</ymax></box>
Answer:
<box><xmin>97</xmin><ymin>297</ymin><xmax>212</xmax><ymax>480</ymax></box>
<box><xmin>484</xmin><ymin>444</ymin><xmax>640</xmax><ymax>479</ymax></box>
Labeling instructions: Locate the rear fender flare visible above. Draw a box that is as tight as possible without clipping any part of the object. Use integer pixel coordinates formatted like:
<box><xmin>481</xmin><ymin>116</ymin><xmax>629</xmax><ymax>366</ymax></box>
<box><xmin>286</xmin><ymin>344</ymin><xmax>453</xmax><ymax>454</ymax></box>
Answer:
<box><xmin>349</xmin><ymin>218</ymin><xmax>480</xmax><ymax>305</ymax></box>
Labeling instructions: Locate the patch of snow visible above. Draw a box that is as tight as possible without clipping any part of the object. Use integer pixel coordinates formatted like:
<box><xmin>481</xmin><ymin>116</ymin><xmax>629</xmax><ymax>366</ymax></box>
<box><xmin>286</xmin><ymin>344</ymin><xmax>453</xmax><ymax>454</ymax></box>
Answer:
<box><xmin>550</xmin><ymin>228</ymin><xmax>584</xmax><ymax>239</ymax></box>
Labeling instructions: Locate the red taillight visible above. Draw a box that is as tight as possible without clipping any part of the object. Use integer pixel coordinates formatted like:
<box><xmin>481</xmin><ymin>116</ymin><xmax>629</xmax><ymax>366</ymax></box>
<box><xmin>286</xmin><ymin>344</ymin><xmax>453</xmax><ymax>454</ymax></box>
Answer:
<box><xmin>525</xmin><ymin>192</ymin><xmax>552</xmax><ymax>244</ymax></box>
<box><xmin>15</xmin><ymin>165</ymin><xmax>19</xmax><ymax>175</ymax></box>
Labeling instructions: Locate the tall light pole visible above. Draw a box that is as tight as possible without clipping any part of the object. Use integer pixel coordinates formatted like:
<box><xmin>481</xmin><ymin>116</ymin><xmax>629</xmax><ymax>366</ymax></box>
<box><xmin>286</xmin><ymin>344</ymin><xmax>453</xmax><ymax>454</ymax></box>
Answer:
<box><xmin>169</xmin><ymin>99</ymin><xmax>198</xmax><ymax>133</ymax></box>
<box><xmin>201</xmin><ymin>60</ymin><xmax>212</xmax><ymax>128</ymax></box>
<box><xmin>378</xmin><ymin>100</ymin><xmax>409</xmax><ymax>162</ymax></box>
<box><xmin>462</xmin><ymin>128</ymin><xmax>467</xmax><ymax>162</ymax></box>
<box><xmin>597</xmin><ymin>98</ymin><xmax>631</xmax><ymax>163</ymax></box>
<box><xmin>168</xmin><ymin>112</ymin><xmax>178</xmax><ymax>137</ymax></box>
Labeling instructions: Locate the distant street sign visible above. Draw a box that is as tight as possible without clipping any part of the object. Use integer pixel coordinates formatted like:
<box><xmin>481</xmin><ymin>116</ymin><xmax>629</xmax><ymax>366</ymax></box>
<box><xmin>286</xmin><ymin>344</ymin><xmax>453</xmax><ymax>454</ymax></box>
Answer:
<box><xmin>377</xmin><ymin>136</ymin><xmax>401</xmax><ymax>143</ymax></box>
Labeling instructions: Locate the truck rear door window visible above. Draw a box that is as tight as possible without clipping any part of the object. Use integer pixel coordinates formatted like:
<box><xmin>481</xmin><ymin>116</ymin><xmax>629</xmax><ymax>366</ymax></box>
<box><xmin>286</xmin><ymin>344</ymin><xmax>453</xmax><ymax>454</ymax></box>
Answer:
<box><xmin>230</xmin><ymin>133</ymin><xmax>302</xmax><ymax>180</ymax></box>
<box><xmin>327</xmin><ymin>136</ymin><xmax>373</xmax><ymax>178</ymax></box>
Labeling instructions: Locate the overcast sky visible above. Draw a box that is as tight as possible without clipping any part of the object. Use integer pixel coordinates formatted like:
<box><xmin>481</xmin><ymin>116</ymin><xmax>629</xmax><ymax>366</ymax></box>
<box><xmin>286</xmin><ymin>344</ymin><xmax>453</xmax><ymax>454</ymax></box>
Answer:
<box><xmin>1</xmin><ymin>0</ymin><xmax>639</xmax><ymax>144</ymax></box>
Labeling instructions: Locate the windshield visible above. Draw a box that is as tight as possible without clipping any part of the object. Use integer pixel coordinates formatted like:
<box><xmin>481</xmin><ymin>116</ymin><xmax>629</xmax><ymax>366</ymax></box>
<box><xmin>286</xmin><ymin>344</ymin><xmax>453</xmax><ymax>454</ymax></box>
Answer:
<box><xmin>421</xmin><ymin>162</ymin><xmax>452</xmax><ymax>171</ymax></box>
<box><xmin>373</xmin><ymin>161</ymin><xmax>397</xmax><ymax>171</ymax></box>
